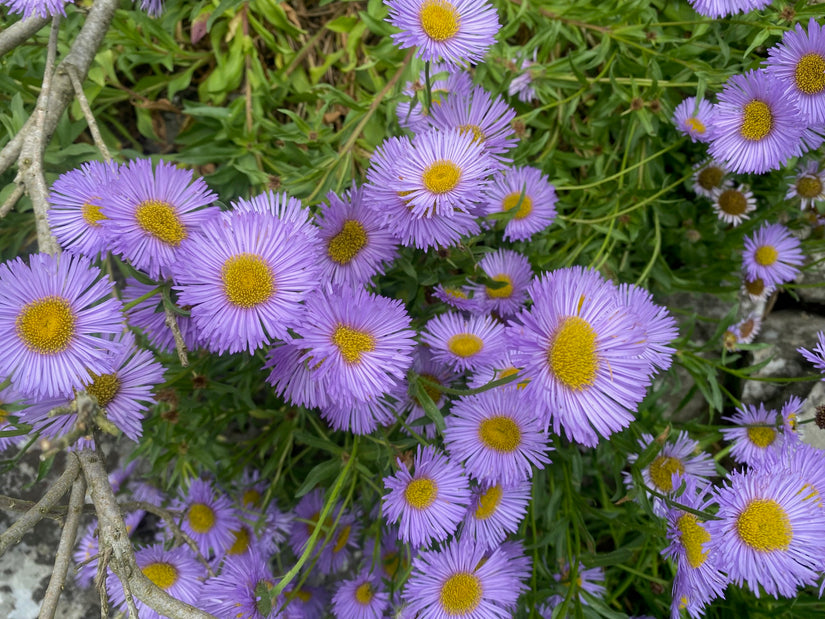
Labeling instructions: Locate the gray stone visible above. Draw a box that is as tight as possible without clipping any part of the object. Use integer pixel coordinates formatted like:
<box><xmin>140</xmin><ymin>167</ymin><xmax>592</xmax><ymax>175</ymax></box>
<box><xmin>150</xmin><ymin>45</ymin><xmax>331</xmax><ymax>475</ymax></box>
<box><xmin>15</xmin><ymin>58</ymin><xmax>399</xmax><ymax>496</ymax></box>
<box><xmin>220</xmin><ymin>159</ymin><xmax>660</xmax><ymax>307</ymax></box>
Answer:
<box><xmin>797</xmin><ymin>381</ymin><xmax>825</xmax><ymax>450</ymax></box>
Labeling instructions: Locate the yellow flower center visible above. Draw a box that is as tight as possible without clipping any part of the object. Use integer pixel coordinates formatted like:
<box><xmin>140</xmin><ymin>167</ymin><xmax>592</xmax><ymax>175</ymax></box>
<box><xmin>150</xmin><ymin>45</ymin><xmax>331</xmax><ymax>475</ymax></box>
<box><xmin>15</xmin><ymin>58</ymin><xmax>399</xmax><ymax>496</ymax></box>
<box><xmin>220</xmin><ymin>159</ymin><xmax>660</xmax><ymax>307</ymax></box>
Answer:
<box><xmin>685</xmin><ymin>117</ymin><xmax>706</xmax><ymax>134</ymax></box>
<box><xmin>548</xmin><ymin>316</ymin><xmax>598</xmax><ymax>390</ymax></box>
<box><xmin>328</xmin><ymin>220</ymin><xmax>368</xmax><ymax>265</ymax></box>
<box><xmin>498</xmin><ymin>366</ymin><xmax>529</xmax><ymax>389</ymax></box>
<box><xmin>717</xmin><ymin>189</ymin><xmax>747</xmax><ymax>215</ymax></box>
<box><xmin>188</xmin><ymin>502</ymin><xmax>216</xmax><ymax>534</ymax></box>
<box><xmin>697</xmin><ymin>166</ymin><xmax>723</xmax><ymax>191</ymax></box>
<box><xmin>135</xmin><ymin>199</ymin><xmax>187</xmax><ymax>246</ymax></box>
<box><xmin>242</xmin><ymin>489</ymin><xmax>261</xmax><ymax>508</ymax></box>
<box><xmin>439</xmin><ymin>572</ymin><xmax>482</xmax><ymax>614</ymax></box>
<box><xmin>16</xmin><ymin>297</ymin><xmax>76</xmax><ymax>355</ymax></box>
<box><xmin>414</xmin><ymin>373</ymin><xmax>442</xmax><ymax>407</ymax></box>
<box><xmin>648</xmin><ymin>455</ymin><xmax>686</xmax><ymax>492</ymax></box>
<box><xmin>794</xmin><ymin>52</ymin><xmax>825</xmax><ymax>95</ymax></box>
<box><xmin>221</xmin><ymin>253</ymin><xmax>274</xmax><ymax>309</ymax></box>
<box><xmin>305</xmin><ymin>512</ymin><xmax>333</xmax><ymax>538</ymax></box>
<box><xmin>478</xmin><ymin>415</ymin><xmax>521</xmax><ymax>452</ymax></box>
<box><xmin>443</xmin><ymin>287</ymin><xmax>467</xmax><ymax>299</ymax></box>
<box><xmin>85</xmin><ymin>373</ymin><xmax>121</xmax><ymax>407</ymax></box>
<box><xmin>744</xmin><ymin>277</ymin><xmax>765</xmax><ymax>296</ymax></box>
<box><xmin>384</xmin><ymin>551</ymin><xmax>403</xmax><ymax>578</ymax></box>
<box><xmin>228</xmin><ymin>526</ymin><xmax>250</xmax><ymax>555</ymax></box>
<box><xmin>333</xmin><ymin>524</ymin><xmax>351</xmax><ymax>553</ymax></box>
<box><xmin>459</xmin><ymin>124</ymin><xmax>485</xmax><ymax>143</ymax></box>
<box><xmin>746</xmin><ymin>425</ymin><xmax>776</xmax><ymax>448</ymax></box>
<box><xmin>81</xmin><ymin>201</ymin><xmax>106</xmax><ymax>226</ymax></box>
<box><xmin>355</xmin><ymin>582</ymin><xmax>374</xmax><ymax>605</ymax></box>
<box><xmin>422</xmin><ymin>160</ymin><xmax>461</xmax><ymax>195</ymax></box>
<box><xmin>736</xmin><ymin>498</ymin><xmax>792</xmax><ymax>552</ymax></box>
<box><xmin>405</xmin><ymin>478</ymin><xmax>437</xmax><ymax>510</ymax></box>
<box><xmin>474</xmin><ymin>485</ymin><xmax>503</xmax><ymax>520</ymax></box>
<box><xmin>332</xmin><ymin>324</ymin><xmax>375</xmax><ymax>364</ymax></box>
<box><xmin>295</xmin><ymin>589</ymin><xmax>312</xmax><ymax>602</ymax></box>
<box><xmin>740</xmin><ymin>100</ymin><xmax>773</xmax><ymax>141</ymax></box>
<box><xmin>142</xmin><ymin>562</ymin><xmax>179</xmax><ymax>590</ymax></box>
<box><xmin>797</xmin><ymin>175</ymin><xmax>823</xmax><ymax>199</ymax></box>
<box><xmin>677</xmin><ymin>513</ymin><xmax>710</xmax><ymax>569</ymax></box>
<box><xmin>447</xmin><ymin>333</ymin><xmax>483</xmax><ymax>357</ymax></box>
<box><xmin>419</xmin><ymin>0</ymin><xmax>460</xmax><ymax>42</ymax></box>
<box><xmin>753</xmin><ymin>245</ymin><xmax>778</xmax><ymax>267</ymax></box>
<box><xmin>486</xmin><ymin>274</ymin><xmax>513</xmax><ymax>299</ymax></box>
<box><xmin>502</xmin><ymin>192</ymin><xmax>533</xmax><ymax>219</ymax></box>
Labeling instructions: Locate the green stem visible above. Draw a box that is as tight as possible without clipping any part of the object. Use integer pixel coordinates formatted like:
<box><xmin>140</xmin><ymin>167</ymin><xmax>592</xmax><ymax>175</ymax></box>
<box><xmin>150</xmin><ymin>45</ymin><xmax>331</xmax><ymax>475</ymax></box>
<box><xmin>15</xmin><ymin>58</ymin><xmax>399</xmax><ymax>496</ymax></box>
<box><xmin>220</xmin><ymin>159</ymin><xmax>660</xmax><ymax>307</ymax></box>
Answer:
<box><xmin>121</xmin><ymin>284</ymin><xmax>163</xmax><ymax>312</ymax></box>
<box><xmin>417</xmin><ymin>371</ymin><xmax>521</xmax><ymax>396</ymax></box>
<box><xmin>635</xmin><ymin>209</ymin><xmax>661</xmax><ymax>285</ymax></box>
<box><xmin>424</xmin><ymin>61</ymin><xmax>432</xmax><ymax>113</ymax></box>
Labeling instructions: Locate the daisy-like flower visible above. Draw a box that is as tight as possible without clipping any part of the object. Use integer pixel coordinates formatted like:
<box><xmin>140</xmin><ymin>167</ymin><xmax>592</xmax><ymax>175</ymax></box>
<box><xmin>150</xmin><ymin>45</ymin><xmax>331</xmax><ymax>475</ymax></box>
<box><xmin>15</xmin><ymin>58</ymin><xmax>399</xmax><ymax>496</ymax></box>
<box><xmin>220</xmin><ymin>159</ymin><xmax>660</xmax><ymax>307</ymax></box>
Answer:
<box><xmin>624</xmin><ymin>431</ymin><xmax>716</xmax><ymax>516</ymax></box>
<box><xmin>264</xmin><ymin>340</ymin><xmax>331</xmax><ymax>410</ymax></box>
<box><xmin>48</xmin><ymin>161</ymin><xmax>120</xmax><ymax>257</ymax></box>
<box><xmin>688</xmin><ymin>0</ymin><xmax>770</xmax><ymax>18</ymax></box>
<box><xmin>461</xmin><ymin>480</ymin><xmax>531</xmax><ymax>549</ymax></box>
<box><xmin>708</xmin><ymin>69</ymin><xmax>805</xmax><ymax>174</ymax></box>
<box><xmin>509</xmin><ymin>266</ymin><xmax>651</xmax><ymax>447</ymax></box>
<box><xmin>104</xmin><ymin>158</ymin><xmax>219</xmax><ymax>279</ymax></box>
<box><xmin>691</xmin><ymin>160</ymin><xmax>729</xmax><ymax>199</ymax></box>
<box><xmin>672</xmin><ymin>97</ymin><xmax>715</xmax><ymax>143</ymax></box>
<box><xmin>383</xmin><ymin>444</ymin><xmax>470</xmax><ymax>548</ymax></box>
<box><xmin>761</xmin><ymin>442</ymin><xmax>825</xmax><ymax>506</ymax></box>
<box><xmin>176</xmin><ymin>478</ymin><xmax>240</xmax><ymax>556</ymax></box>
<box><xmin>331</xmin><ymin>569</ymin><xmax>390</xmax><ymax>619</ymax></box>
<box><xmin>0</xmin><ymin>387</ymin><xmax>23</xmax><ymax>454</ymax></box>
<box><xmin>202</xmin><ymin>551</ymin><xmax>274</xmax><ymax>619</ymax></box>
<box><xmin>662</xmin><ymin>479</ymin><xmax>727</xmax><ymax>619</ymax></box>
<box><xmin>432</xmin><ymin>283</ymin><xmax>482</xmax><ymax>312</ymax></box>
<box><xmin>234</xmin><ymin>470</ymin><xmax>293</xmax><ymax>550</ymax></box>
<box><xmin>0</xmin><ymin>253</ymin><xmax>123</xmax><ymax>399</ymax></box>
<box><xmin>385</xmin><ymin>0</ymin><xmax>500</xmax><ymax>66</ymax></box>
<box><xmin>553</xmin><ymin>562</ymin><xmax>607</xmax><ymax>606</ymax></box>
<box><xmin>723</xmin><ymin>312</ymin><xmax>762</xmax><ymax>352</ymax></box>
<box><xmin>466</xmin><ymin>249</ymin><xmax>532</xmax><ymax>316</ymax></box>
<box><xmin>766</xmin><ymin>18</ymin><xmax>825</xmax><ymax>125</ymax></box>
<box><xmin>508</xmin><ymin>52</ymin><xmax>537</xmax><ymax>103</ymax></box>
<box><xmin>0</xmin><ymin>0</ymin><xmax>72</xmax><ymax>17</ymax></box>
<box><xmin>711</xmin><ymin>183</ymin><xmax>756</xmax><ymax>226</ymax></box>
<box><xmin>706</xmin><ymin>467</ymin><xmax>825</xmax><ymax>598</ymax></box>
<box><xmin>395</xmin><ymin>128</ymin><xmax>494</xmax><ymax>218</ymax></box>
<box><xmin>397</xmin><ymin>64</ymin><xmax>473</xmax><ymax>133</ymax></box>
<box><xmin>174</xmin><ymin>211</ymin><xmax>317</xmax><ymax>354</ymax></box>
<box><xmin>295</xmin><ymin>286</ymin><xmax>415</xmax><ymax>404</ymax></box>
<box><xmin>616</xmin><ymin>283</ymin><xmax>678</xmax><ymax>374</ymax></box>
<box><xmin>316</xmin><ymin>187</ymin><xmax>398</xmax><ymax>289</ymax></box>
<box><xmin>420</xmin><ymin>311</ymin><xmax>508</xmax><ymax>372</ymax></box>
<box><xmin>401</xmin><ymin>538</ymin><xmax>524</xmax><ymax>618</ymax></box>
<box><xmin>467</xmin><ymin>349</ymin><xmax>531</xmax><ymax>392</ymax></box>
<box><xmin>481</xmin><ymin>166</ymin><xmax>557</xmax><ymax>241</ymax></box>
<box><xmin>428</xmin><ymin>85</ymin><xmax>517</xmax><ymax>164</ymax></box>
<box><xmin>721</xmin><ymin>401</ymin><xmax>786</xmax><ymax>467</ymax></box>
<box><xmin>799</xmin><ymin>330</ymin><xmax>825</xmax><ymax>377</ymax></box>
<box><xmin>742</xmin><ymin>222</ymin><xmax>804</xmax><ymax>288</ymax></box>
<box><xmin>444</xmin><ymin>389</ymin><xmax>551</xmax><ymax>485</ymax></box>
<box><xmin>786</xmin><ymin>159</ymin><xmax>825</xmax><ymax>209</ymax></box>
<box><xmin>741</xmin><ymin>274</ymin><xmax>775</xmax><ymax>302</ymax></box>
<box><xmin>122</xmin><ymin>279</ymin><xmax>201</xmax><ymax>354</ymax></box>
<box><xmin>74</xmin><ymin>511</ymin><xmax>144</xmax><ymax>589</ymax></box>
<box><xmin>106</xmin><ymin>543</ymin><xmax>206</xmax><ymax>619</ymax></box>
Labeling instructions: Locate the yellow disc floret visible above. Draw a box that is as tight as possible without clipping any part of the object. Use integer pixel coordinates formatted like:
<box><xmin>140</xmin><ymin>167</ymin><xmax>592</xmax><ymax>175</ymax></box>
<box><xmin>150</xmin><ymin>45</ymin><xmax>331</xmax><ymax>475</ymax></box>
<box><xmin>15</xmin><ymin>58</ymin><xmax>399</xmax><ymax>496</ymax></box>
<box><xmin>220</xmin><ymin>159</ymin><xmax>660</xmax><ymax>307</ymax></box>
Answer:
<box><xmin>188</xmin><ymin>503</ymin><xmax>216</xmax><ymax>534</ymax></box>
<box><xmin>405</xmin><ymin>478</ymin><xmax>438</xmax><ymax>510</ymax></box>
<box><xmin>228</xmin><ymin>526</ymin><xmax>250</xmax><ymax>555</ymax></box>
<box><xmin>794</xmin><ymin>53</ymin><xmax>825</xmax><ymax>95</ymax></box>
<box><xmin>474</xmin><ymin>485</ymin><xmax>503</xmax><ymax>520</ymax></box>
<box><xmin>355</xmin><ymin>582</ymin><xmax>374</xmax><ymax>605</ymax></box>
<box><xmin>142</xmin><ymin>562</ymin><xmax>179</xmax><ymax>590</ymax></box>
<box><xmin>135</xmin><ymin>200</ymin><xmax>187</xmax><ymax>246</ymax></box>
<box><xmin>332</xmin><ymin>325</ymin><xmax>376</xmax><ymax>364</ymax></box>
<box><xmin>447</xmin><ymin>333</ymin><xmax>483</xmax><ymax>358</ymax></box>
<box><xmin>422</xmin><ymin>160</ymin><xmax>461</xmax><ymax>195</ymax></box>
<box><xmin>677</xmin><ymin>513</ymin><xmax>711</xmax><ymax>568</ymax></box>
<box><xmin>328</xmin><ymin>220</ymin><xmax>368</xmax><ymax>265</ymax></box>
<box><xmin>736</xmin><ymin>498</ymin><xmax>792</xmax><ymax>552</ymax></box>
<box><xmin>648</xmin><ymin>455</ymin><xmax>686</xmax><ymax>492</ymax></box>
<box><xmin>478</xmin><ymin>416</ymin><xmax>521</xmax><ymax>452</ymax></box>
<box><xmin>459</xmin><ymin>124</ymin><xmax>485</xmax><ymax>143</ymax></box>
<box><xmin>85</xmin><ymin>372</ymin><xmax>122</xmax><ymax>407</ymax></box>
<box><xmin>439</xmin><ymin>572</ymin><xmax>482</xmax><ymax>614</ymax></box>
<box><xmin>222</xmin><ymin>253</ymin><xmax>274</xmax><ymax>309</ymax></box>
<box><xmin>685</xmin><ymin>117</ymin><xmax>706</xmax><ymax>134</ymax></box>
<box><xmin>502</xmin><ymin>192</ymin><xmax>533</xmax><ymax>219</ymax></box>
<box><xmin>746</xmin><ymin>425</ymin><xmax>777</xmax><ymax>448</ymax></box>
<box><xmin>740</xmin><ymin>100</ymin><xmax>773</xmax><ymax>141</ymax></box>
<box><xmin>486</xmin><ymin>274</ymin><xmax>513</xmax><ymax>299</ymax></box>
<box><xmin>16</xmin><ymin>297</ymin><xmax>76</xmax><ymax>355</ymax></box>
<box><xmin>754</xmin><ymin>245</ymin><xmax>778</xmax><ymax>267</ymax></box>
<box><xmin>82</xmin><ymin>201</ymin><xmax>106</xmax><ymax>226</ymax></box>
<box><xmin>419</xmin><ymin>0</ymin><xmax>460</xmax><ymax>42</ymax></box>
<box><xmin>548</xmin><ymin>316</ymin><xmax>598</xmax><ymax>390</ymax></box>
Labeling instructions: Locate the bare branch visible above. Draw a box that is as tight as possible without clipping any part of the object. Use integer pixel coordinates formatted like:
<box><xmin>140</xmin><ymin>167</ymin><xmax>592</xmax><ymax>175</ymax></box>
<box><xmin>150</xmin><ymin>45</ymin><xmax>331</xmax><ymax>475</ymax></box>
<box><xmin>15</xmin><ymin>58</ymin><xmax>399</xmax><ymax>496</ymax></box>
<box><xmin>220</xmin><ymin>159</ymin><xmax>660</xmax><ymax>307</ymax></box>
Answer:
<box><xmin>77</xmin><ymin>449</ymin><xmax>217</xmax><ymax>619</ymax></box>
<box><xmin>0</xmin><ymin>184</ymin><xmax>24</xmax><ymax>218</ymax></box>
<box><xmin>66</xmin><ymin>65</ymin><xmax>112</xmax><ymax>162</ymax></box>
<box><xmin>0</xmin><ymin>493</ymin><xmax>96</xmax><ymax>520</ymax></box>
<box><xmin>0</xmin><ymin>453</ymin><xmax>81</xmax><ymax>558</ymax></box>
<box><xmin>39</xmin><ymin>473</ymin><xmax>87</xmax><ymax>619</ymax></box>
<box><xmin>164</xmin><ymin>304</ymin><xmax>190</xmax><ymax>367</ymax></box>
<box><xmin>0</xmin><ymin>15</ymin><xmax>49</xmax><ymax>57</ymax></box>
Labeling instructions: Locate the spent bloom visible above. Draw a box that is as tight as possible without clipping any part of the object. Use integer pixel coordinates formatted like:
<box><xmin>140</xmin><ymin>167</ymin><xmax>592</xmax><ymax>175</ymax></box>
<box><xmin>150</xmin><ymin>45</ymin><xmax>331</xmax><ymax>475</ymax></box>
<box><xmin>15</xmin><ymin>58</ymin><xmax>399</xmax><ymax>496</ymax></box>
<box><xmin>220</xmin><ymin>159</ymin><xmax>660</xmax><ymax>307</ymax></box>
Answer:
<box><xmin>786</xmin><ymin>160</ymin><xmax>825</xmax><ymax>209</ymax></box>
<box><xmin>691</xmin><ymin>160</ymin><xmax>729</xmax><ymax>199</ymax></box>
<box><xmin>742</xmin><ymin>222</ymin><xmax>804</xmax><ymax>288</ymax></box>
<box><xmin>711</xmin><ymin>184</ymin><xmax>756</xmax><ymax>226</ymax></box>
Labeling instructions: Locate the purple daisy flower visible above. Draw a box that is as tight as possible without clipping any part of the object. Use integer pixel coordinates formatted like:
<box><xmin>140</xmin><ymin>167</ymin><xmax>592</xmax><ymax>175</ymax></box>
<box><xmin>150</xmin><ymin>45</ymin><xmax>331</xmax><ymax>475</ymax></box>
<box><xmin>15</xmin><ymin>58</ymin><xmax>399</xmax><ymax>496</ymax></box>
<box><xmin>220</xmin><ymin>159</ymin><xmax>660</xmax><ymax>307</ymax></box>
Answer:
<box><xmin>232</xmin><ymin>190</ymin><xmax>318</xmax><ymax>244</ymax></box>
<box><xmin>553</xmin><ymin>562</ymin><xmax>606</xmax><ymax>606</ymax></box>
<box><xmin>106</xmin><ymin>543</ymin><xmax>206</xmax><ymax>619</ymax></box>
<box><xmin>402</xmin><ymin>538</ymin><xmax>525</xmax><ymax>617</ymax></box>
<box><xmin>173</xmin><ymin>211</ymin><xmax>317</xmax><ymax>354</ymax></box>
<box><xmin>616</xmin><ymin>283</ymin><xmax>678</xmax><ymax>374</ymax></box>
<box><xmin>104</xmin><ymin>158</ymin><xmax>219</xmax><ymax>279</ymax></box>
<box><xmin>624</xmin><ymin>431</ymin><xmax>716</xmax><ymax>516</ymax></box>
<box><xmin>688</xmin><ymin>0</ymin><xmax>770</xmax><ymax>18</ymax></box>
<box><xmin>466</xmin><ymin>348</ymin><xmax>531</xmax><ymax>392</ymax></box>
<box><xmin>428</xmin><ymin>85</ymin><xmax>517</xmax><ymax>165</ymax></box>
<box><xmin>202</xmin><ymin>550</ymin><xmax>275</xmax><ymax>619</ymax></box>
<box><xmin>383</xmin><ymin>444</ymin><xmax>471</xmax><ymax>548</ymax></box>
<box><xmin>711</xmin><ymin>183</ymin><xmax>756</xmax><ymax>226</ymax></box>
<box><xmin>509</xmin><ymin>266</ymin><xmax>651</xmax><ymax>447</ymax></box>
<box><xmin>432</xmin><ymin>283</ymin><xmax>483</xmax><ymax>312</ymax></box>
<box><xmin>331</xmin><ymin>569</ymin><xmax>390</xmax><ymax>619</ymax></box>
<box><xmin>766</xmin><ymin>18</ymin><xmax>825</xmax><ymax>125</ymax></box>
<box><xmin>316</xmin><ymin>187</ymin><xmax>398</xmax><ymax>289</ymax></box>
<box><xmin>175</xmin><ymin>478</ymin><xmax>240</xmax><ymax>556</ymax></box>
<box><xmin>662</xmin><ymin>478</ymin><xmax>727</xmax><ymax>619</ymax></box>
<box><xmin>122</xmin><ymin>278</ymin><xmax>201</xmax><ymax>354</ymax></box>
<box><xmin>672</xmin><ymin>96</ymin><xmax>715</xmax><ymax>143</ymax></box>
<box><xmin>294</xmin><ymin>286</ymin><xmax>415</xmax><ymax>404</ymax></box>
<box><xmin>508</xmin><ymin>52</ymin><xmax>537</xmax><ymax>103</ymax></box>
<box><xmin>74</xmin><ymin>511</ymin><xmax>144</xmax><ymax>589</ymax></box>
<box><xmin>264</xmin><ymin>340</ymin><xmax>331</xmax><ymax>410</ymax></box>
<box><xmin>445</xmin><ymin>389</ymin><xmax>551</xmax><ymax>485</ymax></box>
<box><xmin>742</xmin><ymin>222</ymin><xmax>804</xmax><ymax>288</ymax></box>
<box><xmin>420</xmin><ymin>311</ymin><xmax>508</xmax><ymax>372</ymax></box>
<box><xmin>466</xmin><ymin>249</ymin><xmax>532</xmax><ymax>317</ymax></box>
<box><xmin>461</xmin><ymin>480</ymin><xmax>531</xmax><ymax>549</ymax></box>
<box><xmin>691</xmin><ymin>160</ymin><xmax>729</xmax><ymax>199</ymax></box>
<box><xmin>385</xmin><ymin>0</ymin><xmax>500</xmax><ymax>67</ymax></box>
<box><xmin>288</xmin><ymin>489</ymin><xmax>360</xmax><ymax>575</ymax></box>
<box><xmin>233</xmin><ymin>470</ymin><xmax>293</xmax><ymax>554</ymax></box>
<box><xmin>0</xmin><ymin>253</ymin><xmax>123</xmax><ymax>399</ymax></box>
<box><xmin>403</xmin><ymin>347</ymin><xmax>457</xmax><ymax>440</ymax></box>
<box><xmin>787</xmin><ymin>159</ymin><xmax>825</xmax><ymax>209</ymax></box>
<box><xmin>799</xmin><ymin>330</ymin><xmax>825</xmax><ymax>378</ymax></box>
<box><xmin>708</xmin><ymin>69</ymin><xmax>805</xmax><ymax>174</ymax></box>
<box><xmin>48</xmin><ymin>160</ymin><xmax>120</xmax><ymax>257</ymax></box>
<box><xmin>721</xmin><ymin>401</ymin><xmax>787</xmax><ymax>467</ymax></box>
<box><xmin>1</xmin><ymin>0</ymin><xmax>72</xmax><ymax>17</ymax></box>
<box><xmin>397</xmin><ymin>64</ymin><xmax>474</xmax><ymax>133</ymax></box>
<box><xmin>706</xmin><ymin>467</ymin><xmax>825</xmax><ymax>598</ymax></box>
<box><xmin>480</xmin><ymin>165</ymin><xmax>557</xmax><ymax>242</ymax></box>
<box><xmin>394</xmin><ymin>128</ymin><xmax>494</xmax><ymax>218</ymax></box>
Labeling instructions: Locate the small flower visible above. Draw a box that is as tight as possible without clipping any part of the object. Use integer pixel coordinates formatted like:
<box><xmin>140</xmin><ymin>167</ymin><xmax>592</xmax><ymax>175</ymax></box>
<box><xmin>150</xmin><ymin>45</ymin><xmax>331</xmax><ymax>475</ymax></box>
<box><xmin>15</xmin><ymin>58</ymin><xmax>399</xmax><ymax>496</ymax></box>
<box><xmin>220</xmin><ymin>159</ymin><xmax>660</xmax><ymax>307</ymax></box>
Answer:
<box><xmin>724</xmin><ymin>312</ymin><xmax>762</xmax><ymax>351</ymax></box>
<box><xmin>799</xmin><ymin>330</ymin><xmax>825</xmax><ymax>378</ymax></box>
<box><xmin>466</xmin><ymin>249</ymin><xmax>532</xmax><ymax>316</ymax></box>
<box><xmin>786</xmin><ymin>160</ymin><xmax>825</xmax><ymax>209</ymax></box>
<box><xmin>672</xmin><ymin>97</ymin><xmax>715</xmax><ymax>143</ymax></box>
<box><xmin>1</xmin><ymin>0</ymin><xmax>72</xmax><ymax>18</ymax></box>
<box><xmin>721</xmin><ymin>401</ymin><xmax>787</xmax><ymax>467</ymax></box>
<box><xmin>688</xmin><ymin>0</ymin><xmax>770</xmax><ymax>18</ymax></box>
<box><xmin>420</xmin><ymin>311</ymin><xmax>508</xmax><ymax>372</ymax></box>
<box><xmin>481</xmin><ymin>166</ymin><xmax>557</xmax><ymax>242</ymax></box>
<box><xmin>397</xmin><ymin>64</ymin><xmax>474</xmax><ymax>133</ymax></box>
<box><xmin>508</xmin><ymin>52</ymin><xmax>538</xmax><ymax>103</ymax></box>
<box><xmin>461</xmin><ymin>480</ymin><xmax>531</xmax><ymax>549</ymax></box>
<box><xmin>691</xmin><ymin>160</ymin><xmax>729</xmax><ymax>199</ymax></box>
<box><xmin>383</xmin><ymin>444</ymin><xmax>470</xmax><ymax>548</ymax></box>
<box><xmin>741</xmin><ymin>274</ymin><xmax>776</xmax><ymax>302</ymax></box>
<box><xmin>553</xmin><ymin>562</ymin><xmax>606</xmax><ymax>606</ymax></box>
<box><xmin>202</xmin><ymin>551</ymin><xmax>274</xmax><ymax>619</ymax></box>
<box><xmin>331</xmin><ymin>569</ymin><xmax>390</xmax><ymax>619</ymax></box>
<box><xmin>742</xmin><ymin>222</ymin><xmax>804</xmax><ymax>288</ymax></box>
<box><xmin>385</xmin><ymin>0</ymin><xmax>500</xmax><ymax>67</ymax></box>
<box><xmin>432</xmin><ymin>283</ymin><xmax>483</xmax><ymax>312</ymax></box>
<box><xmin>175</xmin><ymin>478</ymin><xmax>240</xmax><ymax>556</ymax></box>
<box><xmin>711</xmin><ymin>184</ymin><xmax>756</xmax><ymax>226</ymax></box>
